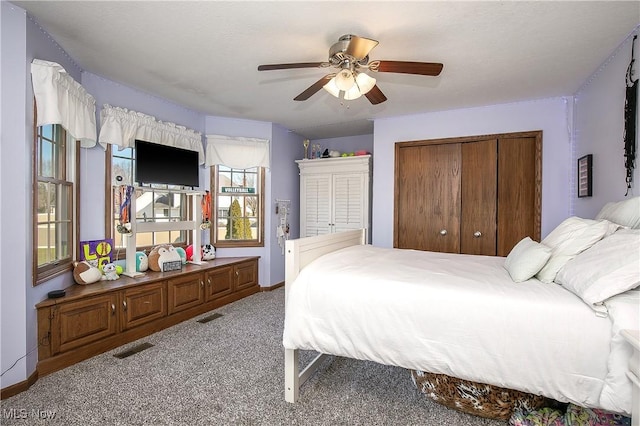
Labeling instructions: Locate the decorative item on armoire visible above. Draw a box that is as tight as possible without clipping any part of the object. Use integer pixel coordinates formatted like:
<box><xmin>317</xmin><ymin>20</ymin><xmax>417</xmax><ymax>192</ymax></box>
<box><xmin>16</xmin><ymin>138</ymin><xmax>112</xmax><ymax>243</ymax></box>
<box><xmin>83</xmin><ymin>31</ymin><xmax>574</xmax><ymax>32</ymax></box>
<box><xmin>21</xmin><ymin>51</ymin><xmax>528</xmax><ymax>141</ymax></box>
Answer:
<box><xmin>624</xmin><ymin>34</ymin><xmax>637</xmax><ymax>196</ymax></box>
<box><xmin>578</xmin><ymin>154</ymin><xmax>593</xmax><ymax>198</ymax></box>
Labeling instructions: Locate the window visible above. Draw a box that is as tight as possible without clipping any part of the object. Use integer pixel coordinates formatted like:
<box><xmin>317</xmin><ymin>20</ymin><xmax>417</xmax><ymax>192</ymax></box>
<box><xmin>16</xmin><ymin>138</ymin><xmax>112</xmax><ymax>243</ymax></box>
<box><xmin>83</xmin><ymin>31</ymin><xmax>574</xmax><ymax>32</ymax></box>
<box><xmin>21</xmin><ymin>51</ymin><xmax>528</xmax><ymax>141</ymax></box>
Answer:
<box><xmin>211</xmin><ymin>165</ymin><xmax>264</xmax><ymax>247</ymax></box>
<box><xmin>106</xmin><ymin>145</ymin><xmax>191</xmax><ymax>256</ymax></box>
<box><xmin>33</xmin><ymin>123</ymin><xmax>78</xmax><ymax>284</ymax></box>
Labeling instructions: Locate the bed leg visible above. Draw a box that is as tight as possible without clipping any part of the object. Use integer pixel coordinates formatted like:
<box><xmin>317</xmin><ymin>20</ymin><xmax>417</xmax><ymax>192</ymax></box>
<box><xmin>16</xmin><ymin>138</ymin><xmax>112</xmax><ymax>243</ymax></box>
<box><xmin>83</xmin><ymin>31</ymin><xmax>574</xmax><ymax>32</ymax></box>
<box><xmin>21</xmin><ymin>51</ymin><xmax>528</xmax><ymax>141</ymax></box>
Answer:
<box><xmin>285</xmin><ymin>348</ymin><xmax>299</xmax><ymax>403</ymax></box>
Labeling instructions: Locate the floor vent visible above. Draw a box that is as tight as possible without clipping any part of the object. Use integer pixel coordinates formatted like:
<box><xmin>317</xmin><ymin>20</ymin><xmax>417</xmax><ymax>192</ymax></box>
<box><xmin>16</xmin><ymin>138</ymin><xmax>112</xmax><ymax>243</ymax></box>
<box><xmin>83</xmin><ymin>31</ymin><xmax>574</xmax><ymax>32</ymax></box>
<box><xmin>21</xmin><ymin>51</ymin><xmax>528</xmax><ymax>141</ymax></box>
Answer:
<box><xmin>113</xmin><ymin>342</ymin><xmax>154</xmax><ymax>359</ymax></box>
<box><xmin>197</xmin><ymin>313</ymin><xmax>223</xmax><ymax>324</ymax></box>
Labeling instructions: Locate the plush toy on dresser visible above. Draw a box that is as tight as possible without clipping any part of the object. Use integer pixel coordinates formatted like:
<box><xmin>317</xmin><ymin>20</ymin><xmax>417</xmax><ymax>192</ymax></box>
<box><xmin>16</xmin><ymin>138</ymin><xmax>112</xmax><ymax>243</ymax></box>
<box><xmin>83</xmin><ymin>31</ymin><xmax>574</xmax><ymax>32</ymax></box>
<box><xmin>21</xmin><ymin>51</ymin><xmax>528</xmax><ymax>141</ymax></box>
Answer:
<box><xmin>186</xmin><ymin>244</ymin><xmax>216</xmax><ymax>261</ymax></box>
<box><xmin>72</xmin><ymin>261</ymin><xmax>103</xmax><ymax>285</ymax></box>
<box><xmin>148</xmin><ymin>244</ymin><xmax>182</xmax><ymax>272</ymax></box>
<box><xmin>101</xmin><ymin>262</ymin><xmax>120</xmax><ymax>280</ymax></box>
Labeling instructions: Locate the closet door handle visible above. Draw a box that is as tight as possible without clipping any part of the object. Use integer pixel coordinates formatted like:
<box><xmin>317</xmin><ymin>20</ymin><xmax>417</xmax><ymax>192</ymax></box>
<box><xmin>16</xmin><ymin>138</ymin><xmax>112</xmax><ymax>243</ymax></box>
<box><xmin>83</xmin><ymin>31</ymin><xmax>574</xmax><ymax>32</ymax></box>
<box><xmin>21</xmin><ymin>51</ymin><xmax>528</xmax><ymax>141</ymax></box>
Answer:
<box><xmin>473</xmin><ymin>231</ymin><xmax>482</xmax><ymax>238</ymax></box>
<box><xmin>439</xmin><ymin>229</ymin><xmax>447</xmax><ymax>236</ymax></box>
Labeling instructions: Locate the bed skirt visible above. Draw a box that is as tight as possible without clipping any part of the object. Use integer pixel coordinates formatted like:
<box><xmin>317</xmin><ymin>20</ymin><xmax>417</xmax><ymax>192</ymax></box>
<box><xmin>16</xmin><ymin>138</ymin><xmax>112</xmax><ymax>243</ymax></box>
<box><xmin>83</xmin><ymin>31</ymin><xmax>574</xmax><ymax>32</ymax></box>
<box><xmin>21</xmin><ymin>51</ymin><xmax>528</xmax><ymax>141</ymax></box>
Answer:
<box><xmin>411</xmin><ymin>370</ymin><xmax>550</xmax><ymax>420</ymax></box>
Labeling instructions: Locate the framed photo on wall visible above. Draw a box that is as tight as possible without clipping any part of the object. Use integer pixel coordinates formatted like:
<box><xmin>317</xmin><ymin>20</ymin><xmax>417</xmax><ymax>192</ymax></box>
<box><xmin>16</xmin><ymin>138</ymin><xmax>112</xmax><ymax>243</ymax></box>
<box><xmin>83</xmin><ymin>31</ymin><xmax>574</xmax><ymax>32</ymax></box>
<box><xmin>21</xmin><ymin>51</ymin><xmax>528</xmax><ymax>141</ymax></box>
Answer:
<box><xmin>577</xmin><ymin>154</ymin><xmax>593</xmax><ymax>198</ymax></box>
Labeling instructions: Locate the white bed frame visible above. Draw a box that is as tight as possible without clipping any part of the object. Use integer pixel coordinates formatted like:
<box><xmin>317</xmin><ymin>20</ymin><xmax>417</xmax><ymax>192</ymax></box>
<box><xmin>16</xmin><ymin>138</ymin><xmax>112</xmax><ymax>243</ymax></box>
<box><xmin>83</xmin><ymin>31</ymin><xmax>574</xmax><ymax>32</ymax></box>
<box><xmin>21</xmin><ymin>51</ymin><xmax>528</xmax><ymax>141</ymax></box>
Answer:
<box><xmin>284</xmin><ymin>229</ymin><xmax>366</xmax><ymax>403</ymax></box>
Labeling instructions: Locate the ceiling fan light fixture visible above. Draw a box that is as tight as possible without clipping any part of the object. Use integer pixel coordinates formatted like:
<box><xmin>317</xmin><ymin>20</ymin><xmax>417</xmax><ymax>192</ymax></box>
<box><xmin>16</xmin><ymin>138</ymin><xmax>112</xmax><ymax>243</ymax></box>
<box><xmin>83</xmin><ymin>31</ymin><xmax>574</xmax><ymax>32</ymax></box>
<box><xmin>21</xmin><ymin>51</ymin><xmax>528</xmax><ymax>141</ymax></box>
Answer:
<box><xmin>322</xmin><ymin>77</ymin><xmax>341</xmax><ymax>98</ymax></box>
<box><xmin>343</xmin><ymin>84</ymin><xmax>363</xmax><ymax>100</ymax></box>
<box><xmin>355</xmin><ymin>72</ymin><xmax>376</xmax><ymax>95</ymax></box>
<box><xmin>335</xmin><ymin>69</ymin><xmax>355</xmax><ymax>91</ymax></box>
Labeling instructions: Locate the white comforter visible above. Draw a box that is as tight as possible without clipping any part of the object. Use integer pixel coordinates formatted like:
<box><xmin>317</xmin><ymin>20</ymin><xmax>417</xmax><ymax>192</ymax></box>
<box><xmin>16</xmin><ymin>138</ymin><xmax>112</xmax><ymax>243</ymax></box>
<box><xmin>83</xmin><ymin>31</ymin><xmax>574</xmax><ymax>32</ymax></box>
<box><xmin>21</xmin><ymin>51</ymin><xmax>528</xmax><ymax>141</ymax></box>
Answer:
<box><xmin>283</xmin><ymin>245</ymin><xmax>637</xmax><ymax>415</ymax></box>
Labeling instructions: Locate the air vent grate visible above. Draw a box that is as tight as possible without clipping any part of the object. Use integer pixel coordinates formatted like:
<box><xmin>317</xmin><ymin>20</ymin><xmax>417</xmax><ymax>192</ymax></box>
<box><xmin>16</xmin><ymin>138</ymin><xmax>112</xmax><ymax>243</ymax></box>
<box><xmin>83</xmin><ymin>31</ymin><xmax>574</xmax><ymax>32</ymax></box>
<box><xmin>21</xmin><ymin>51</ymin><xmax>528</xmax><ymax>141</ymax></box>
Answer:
<box><xmin>197</xmin><ymin>313</ymin><xmax>223</xmax><ymax>324</ymax></box>
<box><xmin>113</xmin><ymin>342</ymin><xmax>154</xmax><ymax>359</ymax></box>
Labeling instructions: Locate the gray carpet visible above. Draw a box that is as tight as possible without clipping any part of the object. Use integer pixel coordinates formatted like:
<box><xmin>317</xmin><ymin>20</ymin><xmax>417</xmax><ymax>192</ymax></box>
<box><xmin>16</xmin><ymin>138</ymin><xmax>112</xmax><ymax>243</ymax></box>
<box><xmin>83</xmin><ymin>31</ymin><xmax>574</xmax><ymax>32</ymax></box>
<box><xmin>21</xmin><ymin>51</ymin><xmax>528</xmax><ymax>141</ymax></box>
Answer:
<box><xmin>2</xmin><ymin>288</ymin><xmax>505</xmax><ymax>425</ymax></box>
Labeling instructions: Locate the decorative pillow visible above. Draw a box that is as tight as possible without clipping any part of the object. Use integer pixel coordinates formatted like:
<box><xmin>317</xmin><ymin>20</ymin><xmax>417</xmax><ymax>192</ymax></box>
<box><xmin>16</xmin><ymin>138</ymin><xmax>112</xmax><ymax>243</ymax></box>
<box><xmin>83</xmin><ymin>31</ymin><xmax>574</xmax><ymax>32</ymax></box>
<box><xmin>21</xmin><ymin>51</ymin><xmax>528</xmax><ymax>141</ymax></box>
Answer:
<box><xmin>504</xmin><ymin>237</ymin><xmax>552</xmax><ymax>282</ymax></box>
<box><xmin>595</xmin><ymin>196</ymin><xmax>640</xmax><ymax>229</ymax></box>
<box><xmin>556</xmin><ymin>229</ymin><xmax>640</xmax><ymax>305</ymax></box>
<box><xmin>535</xmin><ymin>217</ymin><xmax>611</xmax><ymax>283</ymax></box>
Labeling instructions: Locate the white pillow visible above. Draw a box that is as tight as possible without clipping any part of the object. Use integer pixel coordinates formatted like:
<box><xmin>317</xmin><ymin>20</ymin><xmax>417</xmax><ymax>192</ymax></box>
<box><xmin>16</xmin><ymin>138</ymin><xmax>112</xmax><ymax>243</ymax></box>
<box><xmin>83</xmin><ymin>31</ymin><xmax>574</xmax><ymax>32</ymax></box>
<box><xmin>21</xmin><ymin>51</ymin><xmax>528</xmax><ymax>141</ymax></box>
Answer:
<box><xmin>504</xmin><ymin>237</ymin><xmax>552</xmax><ymax>282</ymax></box>
<box><xmin>535</xmin><ymin>217</ymin><xmax>611</xmax><ymax>283</ymax></box>
<box><xmin>595</xmin><ymin>196</ymin><xmax>640</xmax><ymax>229</ymax></box>
<box><xmin>556</xmin><ymin>229</ymin><xmax>640</xmax><ymax>305</ymax></box>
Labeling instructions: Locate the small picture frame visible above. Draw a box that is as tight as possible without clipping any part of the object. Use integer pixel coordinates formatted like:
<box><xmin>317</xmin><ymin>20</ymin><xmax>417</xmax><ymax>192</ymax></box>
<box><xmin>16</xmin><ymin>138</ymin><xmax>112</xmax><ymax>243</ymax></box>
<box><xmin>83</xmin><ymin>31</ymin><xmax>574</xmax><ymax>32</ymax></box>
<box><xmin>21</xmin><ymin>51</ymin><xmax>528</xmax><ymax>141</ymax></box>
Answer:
<box><xmin>577</xmin><ymin>154</ymin><xmax>593</xmax><ymax>198</ymax></box>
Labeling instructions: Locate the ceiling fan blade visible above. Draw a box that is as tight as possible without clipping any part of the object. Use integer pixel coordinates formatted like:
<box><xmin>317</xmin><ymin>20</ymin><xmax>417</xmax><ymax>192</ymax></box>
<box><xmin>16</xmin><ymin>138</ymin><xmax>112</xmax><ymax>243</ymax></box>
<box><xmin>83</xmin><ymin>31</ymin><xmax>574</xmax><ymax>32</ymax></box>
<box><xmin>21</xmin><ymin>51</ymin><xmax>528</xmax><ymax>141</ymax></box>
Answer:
<box><xmin>293</xmin><ymin>74</ymin><xmax>334</xmax><ymax>101</ymax></box>
<box><xmin>257</xmin><ymin>62</ymin><xmax>328</xmax><ymax>71</ymax></box>
<box><xmin>345</xmin><ymin>36</ymin><xmax>379</xmax><ymax>60</ymax></box>
<box><xmin>372</xmin><ymin>61</ymin><xmax>443</xmax><ymax>76</ymax></box>
<box><xmin>365</xmin><ymin>85</ymin><xmax>387</xmax><ymax>105</ymax></box>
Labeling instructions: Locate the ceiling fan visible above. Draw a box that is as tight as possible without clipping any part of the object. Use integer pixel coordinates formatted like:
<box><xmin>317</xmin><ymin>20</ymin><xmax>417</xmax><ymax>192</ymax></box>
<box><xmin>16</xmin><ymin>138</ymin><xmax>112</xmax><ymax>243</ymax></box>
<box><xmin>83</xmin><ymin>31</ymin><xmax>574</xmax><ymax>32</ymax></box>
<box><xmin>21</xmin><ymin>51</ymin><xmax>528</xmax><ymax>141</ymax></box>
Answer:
<box><xmin>257</xmin><ymin>34</ymin><xmax>443</xmax><ymax>105</ymax></box>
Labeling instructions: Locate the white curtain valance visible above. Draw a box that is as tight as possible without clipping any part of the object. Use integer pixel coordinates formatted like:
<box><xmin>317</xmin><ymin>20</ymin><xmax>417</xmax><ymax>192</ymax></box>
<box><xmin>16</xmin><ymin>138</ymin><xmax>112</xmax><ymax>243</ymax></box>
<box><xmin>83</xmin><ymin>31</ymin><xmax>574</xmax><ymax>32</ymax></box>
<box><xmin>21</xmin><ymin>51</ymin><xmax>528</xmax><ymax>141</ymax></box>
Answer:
<box><xmin>30</xmin><ymin>59</ymin><xmax>97</xmax><ymax>147</ymax></box>
<box><xmin>205</xmin><ymin>135</ymin><xmax>270</xmax><ymax>169</ymax></box>
<box><xmin>98</xmin><ymin>104</ymin><xmax>205</xmax><ymax>164</ymax></box>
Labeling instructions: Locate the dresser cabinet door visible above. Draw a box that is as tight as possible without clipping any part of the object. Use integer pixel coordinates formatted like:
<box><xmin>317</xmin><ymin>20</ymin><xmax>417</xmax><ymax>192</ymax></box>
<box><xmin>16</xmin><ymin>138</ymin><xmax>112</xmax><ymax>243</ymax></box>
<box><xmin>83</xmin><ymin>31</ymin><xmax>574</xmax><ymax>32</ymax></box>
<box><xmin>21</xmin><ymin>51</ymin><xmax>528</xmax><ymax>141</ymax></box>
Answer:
<box><xmin>205</xmin><ymin>266</ymin><xmax>233</xmax><ymax>301</ymax></box>
<box><xmin>234</xmin><ymin>260</ymin><xmax>258</xmax><ymax>291</ymax></box>
<box><xmin>168</xmin><ymin>273</ymin><xmax>204</xmax><ymax>314</ymax></box>
<box><xmin>121</xmin><ymin>282</ymin><xmax>167</xmax><ymax>330</ymax></box>
<box><xmin>51</xmin><ymin>294</ymin><xmax>118</xmax><ymax>355</ymax></box>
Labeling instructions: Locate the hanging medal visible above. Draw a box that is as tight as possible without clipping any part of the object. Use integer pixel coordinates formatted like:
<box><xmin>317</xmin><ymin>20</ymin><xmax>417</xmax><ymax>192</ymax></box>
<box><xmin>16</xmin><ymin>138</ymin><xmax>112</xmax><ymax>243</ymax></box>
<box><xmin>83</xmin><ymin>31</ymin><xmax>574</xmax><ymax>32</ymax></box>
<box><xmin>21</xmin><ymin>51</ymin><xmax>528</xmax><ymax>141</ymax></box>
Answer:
<box><xmin>200</xmin><ymin>190</ymin><xmax>212</xmax><ymax>230</ymax></box>
<box><xmin>117</xmin><ymin>185</ymin><xmax>133</xmax><ymax>234</ymax></box>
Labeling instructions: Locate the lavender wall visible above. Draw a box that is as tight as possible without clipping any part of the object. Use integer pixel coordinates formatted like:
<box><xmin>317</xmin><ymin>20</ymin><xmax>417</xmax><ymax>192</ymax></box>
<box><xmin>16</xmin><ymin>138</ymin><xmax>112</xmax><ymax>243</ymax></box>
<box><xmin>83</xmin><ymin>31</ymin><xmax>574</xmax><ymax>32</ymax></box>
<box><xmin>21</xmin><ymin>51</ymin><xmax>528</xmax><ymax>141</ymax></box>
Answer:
<box><xmin>573</xmin><ymin>30</ymin><xmax>640</xmax><ymax>218</ymax></box>
<box><xmin>372</xmin><ymin>98</ymin><xmax>574</xmax><ymax>247</ymax></box>
<box><xmin>1</xmin><ymin>1</ymin><xmax>29</xmax><ymax>389</ymax></box>
<box><xmin>311</xmin><ymin>134</ymin><xmax>374</xmax><ymax>156</ymax></box>
<box><xmin>270</xmin><ymin>124</ymin><xmax>303</xmax><ymax>284</ymax></box>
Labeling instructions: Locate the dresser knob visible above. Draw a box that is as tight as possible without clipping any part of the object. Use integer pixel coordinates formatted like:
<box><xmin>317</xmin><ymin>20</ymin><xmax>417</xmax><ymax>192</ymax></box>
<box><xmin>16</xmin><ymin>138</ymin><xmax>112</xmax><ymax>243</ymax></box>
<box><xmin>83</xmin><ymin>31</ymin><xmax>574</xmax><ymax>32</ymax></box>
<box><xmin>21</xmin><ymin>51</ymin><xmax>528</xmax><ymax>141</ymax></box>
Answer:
<box><xmin>439</xmin><ymin>229</ymin><xmax>447</xmax><ymax>236</ymax></box>
<box><xmin>473</xmin><ymin>231</ymin><xmax>482</xmax><ymax>238</ymax></box>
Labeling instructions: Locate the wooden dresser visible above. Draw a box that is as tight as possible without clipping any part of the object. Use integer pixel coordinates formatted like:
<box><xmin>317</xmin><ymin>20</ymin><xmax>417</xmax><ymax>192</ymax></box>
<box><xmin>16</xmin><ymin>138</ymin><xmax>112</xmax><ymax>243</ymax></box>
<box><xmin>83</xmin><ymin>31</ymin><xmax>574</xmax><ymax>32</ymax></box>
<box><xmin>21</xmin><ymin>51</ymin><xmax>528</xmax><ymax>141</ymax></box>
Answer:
<box><xmin>36</xmin><ymin>256</ymin><xmax>258</xmax><ymax>376</ymax></box>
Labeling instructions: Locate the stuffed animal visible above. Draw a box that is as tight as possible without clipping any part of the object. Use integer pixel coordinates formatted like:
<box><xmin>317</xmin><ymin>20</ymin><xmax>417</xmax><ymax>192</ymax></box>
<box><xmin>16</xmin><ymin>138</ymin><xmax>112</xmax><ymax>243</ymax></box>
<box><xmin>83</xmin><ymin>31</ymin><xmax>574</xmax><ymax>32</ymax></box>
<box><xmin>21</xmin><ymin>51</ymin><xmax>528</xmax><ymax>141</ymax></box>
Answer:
<box><xmin>202</xmin><ymin>244</ymin><xmax>216</xmax><ymax>260</ymax></box>
<box><xmin>72</xmin><ymin>261</ymin><xmax>102</xmax><ymax>285</ymax></box>
<box><xmin>101</xmin><ymin>262</ymin><xmax>120</xmax><ymax>281</ymax></box>
<box><xmin>148</xmin><ymin>244</ymin><xmax>181</xmax><ymax>272</ymax></box>
<box><xmin>135</xmin><ymin>251</ymin><xmax>149</xmax><ymax>272</ymax></box>
<box><xmin>186</xmin><ymin>244</ymin><xmax>216</xmax><ymax>261</ymax></box>
<box><xmin>175</xmin><ymin>247</ymin><xmax>187</xmax><ymax>265</ymax></box>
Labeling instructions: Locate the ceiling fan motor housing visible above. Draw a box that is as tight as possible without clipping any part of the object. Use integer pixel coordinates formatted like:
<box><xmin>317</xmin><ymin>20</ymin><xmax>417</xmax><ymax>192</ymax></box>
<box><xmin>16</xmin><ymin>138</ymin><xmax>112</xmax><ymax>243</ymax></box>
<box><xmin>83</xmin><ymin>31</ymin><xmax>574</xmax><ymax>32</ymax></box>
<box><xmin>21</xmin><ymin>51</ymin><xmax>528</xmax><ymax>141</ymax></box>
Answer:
<box><xmin>329</xmin><ymin>34</ymin><xmax>369</xmax><ymax>67</ymax></box>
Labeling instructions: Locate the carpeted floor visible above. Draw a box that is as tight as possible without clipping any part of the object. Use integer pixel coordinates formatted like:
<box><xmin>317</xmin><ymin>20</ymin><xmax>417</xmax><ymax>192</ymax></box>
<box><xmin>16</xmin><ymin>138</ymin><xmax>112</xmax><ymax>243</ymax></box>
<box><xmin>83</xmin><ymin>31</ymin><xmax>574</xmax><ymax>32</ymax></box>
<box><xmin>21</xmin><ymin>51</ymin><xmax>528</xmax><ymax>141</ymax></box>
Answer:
<box><xmin>2</xmin><ymin>288</ymin><xmax>506</xmax><ymax>425</ymax></box>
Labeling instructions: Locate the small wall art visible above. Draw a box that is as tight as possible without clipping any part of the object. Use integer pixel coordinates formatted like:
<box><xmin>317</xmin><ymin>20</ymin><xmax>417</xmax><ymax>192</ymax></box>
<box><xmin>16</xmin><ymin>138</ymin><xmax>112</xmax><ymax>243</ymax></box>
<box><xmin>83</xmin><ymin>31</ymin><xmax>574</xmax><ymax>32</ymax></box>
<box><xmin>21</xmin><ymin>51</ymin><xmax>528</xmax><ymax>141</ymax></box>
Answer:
<box><xmin>577</xmin><ymin>154</ymin><xmax>593</xmax><ymax>198</ymax></box>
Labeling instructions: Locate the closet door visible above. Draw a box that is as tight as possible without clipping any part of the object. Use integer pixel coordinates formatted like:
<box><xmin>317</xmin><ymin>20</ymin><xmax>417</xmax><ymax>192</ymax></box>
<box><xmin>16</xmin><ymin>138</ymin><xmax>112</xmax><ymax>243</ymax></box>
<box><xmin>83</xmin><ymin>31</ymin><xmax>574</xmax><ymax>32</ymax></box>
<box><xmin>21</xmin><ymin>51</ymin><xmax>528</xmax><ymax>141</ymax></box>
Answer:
<box><xmin>460</xmin><ymin>140</ymin><xmax>497</xmax><ymax>255</ymax></box>
<box><xmin>332</xmin><ymin>173</ymin><xmax>365</xmax><ymax>233</ymax></box>
<box><xmin>301</xmin><ymin>174</ymin><xmax>331</xmax><ymax>237</ymax></box>
<box><xmin>395</xmin><ymin>143</ymin><xmax>461</xmax><ymax>253</ymax></box>
<box><xmin>497</xmin><ymin>136</ymin><xmax>538</xmax><ymax>256</ymax></box>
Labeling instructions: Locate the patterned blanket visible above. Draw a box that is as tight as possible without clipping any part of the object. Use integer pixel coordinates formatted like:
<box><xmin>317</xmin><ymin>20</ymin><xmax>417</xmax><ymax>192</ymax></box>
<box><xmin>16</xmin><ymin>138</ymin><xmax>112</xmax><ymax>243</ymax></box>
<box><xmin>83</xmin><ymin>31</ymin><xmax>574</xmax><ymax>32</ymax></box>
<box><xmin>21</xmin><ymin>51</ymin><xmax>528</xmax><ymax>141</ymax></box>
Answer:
<box><xmin>509</xmin><ymin>404</ymin><xmax>631</xmax><ymax>426</ymax></box>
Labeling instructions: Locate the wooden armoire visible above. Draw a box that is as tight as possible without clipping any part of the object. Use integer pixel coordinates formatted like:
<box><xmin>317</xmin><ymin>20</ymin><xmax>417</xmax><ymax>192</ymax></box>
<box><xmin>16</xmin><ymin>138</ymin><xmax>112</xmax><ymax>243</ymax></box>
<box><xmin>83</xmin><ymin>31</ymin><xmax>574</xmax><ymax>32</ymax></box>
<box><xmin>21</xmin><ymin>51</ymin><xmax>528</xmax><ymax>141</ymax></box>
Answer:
<box><xmin>393</xmin><ymin>131</ymin><xmax>541</xmax><ymax>256</ymax></box>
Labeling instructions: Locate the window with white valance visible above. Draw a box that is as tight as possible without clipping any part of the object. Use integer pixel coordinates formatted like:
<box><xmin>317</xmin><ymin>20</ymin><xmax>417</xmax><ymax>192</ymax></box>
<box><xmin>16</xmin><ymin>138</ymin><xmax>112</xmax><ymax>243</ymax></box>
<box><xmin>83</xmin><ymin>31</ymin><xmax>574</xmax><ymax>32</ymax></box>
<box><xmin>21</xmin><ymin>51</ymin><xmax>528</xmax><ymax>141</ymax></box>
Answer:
<box><xmin>98</xmin><ymin>104</ymin><xmax>205</xmax><ymax>164</ymax></box>
<box><xmin>30</xmin><ymin>59</ymin><xmax>97</xmax><ymax>147</ymax></box>
<box><xmin>205</xmin><ymin>134</ymin><xmax>270</xmax><ymax>169</ymax></box>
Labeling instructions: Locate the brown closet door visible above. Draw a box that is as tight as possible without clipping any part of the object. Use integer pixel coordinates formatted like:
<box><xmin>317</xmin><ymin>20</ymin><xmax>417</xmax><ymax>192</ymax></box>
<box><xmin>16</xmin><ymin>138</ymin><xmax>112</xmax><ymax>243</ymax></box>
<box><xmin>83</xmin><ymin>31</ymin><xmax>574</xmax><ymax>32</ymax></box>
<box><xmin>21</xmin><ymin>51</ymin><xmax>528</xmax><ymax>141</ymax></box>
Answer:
<box><xmin>395</xmin><ymin>143</ymin><xmax>461</xmax><ymax>253</ymax></box>
<box><xmin>461</xmin><ymin>140</ymin><xmax>497</xmax><ymax>255</ymax></box>
<box><xmin>497</xmin><ymin>136</ymin><xmax>537</xmax><ymax>256</ymax></box>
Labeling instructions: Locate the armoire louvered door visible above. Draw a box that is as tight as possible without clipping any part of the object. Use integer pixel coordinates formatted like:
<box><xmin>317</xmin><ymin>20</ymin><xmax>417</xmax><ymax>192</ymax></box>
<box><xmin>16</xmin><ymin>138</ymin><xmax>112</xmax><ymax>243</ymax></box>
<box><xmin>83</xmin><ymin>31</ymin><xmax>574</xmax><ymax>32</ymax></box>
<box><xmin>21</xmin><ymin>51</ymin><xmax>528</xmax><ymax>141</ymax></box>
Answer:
<box><xmin>297</xmin><ymin>155</ymin><xmax>371</xmax><ymax>239</ymax></box>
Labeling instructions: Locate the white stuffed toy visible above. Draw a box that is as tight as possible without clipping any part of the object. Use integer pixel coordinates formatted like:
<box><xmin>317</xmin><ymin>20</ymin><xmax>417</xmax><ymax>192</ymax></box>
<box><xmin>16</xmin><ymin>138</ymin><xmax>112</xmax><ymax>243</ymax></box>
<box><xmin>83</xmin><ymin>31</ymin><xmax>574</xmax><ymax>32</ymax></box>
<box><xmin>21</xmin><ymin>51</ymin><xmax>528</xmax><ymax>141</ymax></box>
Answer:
<box><xmin>202</xmin><ymin>244</ymin><xmax>216</xmax><ymax>260</ymax></box>
<box><xmin>101</xmin><ymin>262</ymin><xmax>120</xmax><ymax>280</ymax></box>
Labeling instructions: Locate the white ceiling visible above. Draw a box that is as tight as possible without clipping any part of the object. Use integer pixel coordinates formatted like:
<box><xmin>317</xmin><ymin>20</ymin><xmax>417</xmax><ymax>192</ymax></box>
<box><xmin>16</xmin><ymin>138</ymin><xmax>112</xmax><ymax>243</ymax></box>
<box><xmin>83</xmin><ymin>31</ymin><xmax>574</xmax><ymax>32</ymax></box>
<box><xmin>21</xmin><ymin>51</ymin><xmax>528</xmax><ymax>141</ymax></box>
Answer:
<box><xmin>12</xmin><ymin>1</ymin><xmax>640</xmax><ymax>139</ymax></box>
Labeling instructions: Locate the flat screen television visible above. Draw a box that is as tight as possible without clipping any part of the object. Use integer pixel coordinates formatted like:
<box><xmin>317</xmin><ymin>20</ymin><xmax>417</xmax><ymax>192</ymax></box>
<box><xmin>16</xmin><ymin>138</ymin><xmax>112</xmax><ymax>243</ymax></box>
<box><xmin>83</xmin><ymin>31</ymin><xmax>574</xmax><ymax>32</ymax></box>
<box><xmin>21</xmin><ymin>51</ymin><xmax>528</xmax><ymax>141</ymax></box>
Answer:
<box><xmin>135</xmin><ymin>139</ymin><xmax>200</xmax><ymax>188</ymax></box>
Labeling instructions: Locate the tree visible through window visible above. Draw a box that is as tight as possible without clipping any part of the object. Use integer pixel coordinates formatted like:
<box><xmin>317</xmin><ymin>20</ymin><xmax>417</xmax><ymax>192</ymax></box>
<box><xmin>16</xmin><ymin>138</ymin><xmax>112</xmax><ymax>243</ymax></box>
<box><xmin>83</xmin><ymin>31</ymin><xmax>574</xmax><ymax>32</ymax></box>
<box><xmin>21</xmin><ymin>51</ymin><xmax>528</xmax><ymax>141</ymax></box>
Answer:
<box><xmin>213</xmin><ymin>165</ymin><xmax>264</xmax><ymax>247</ymax></box>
